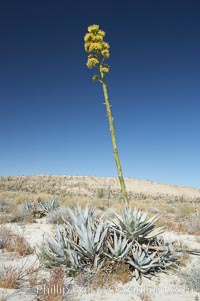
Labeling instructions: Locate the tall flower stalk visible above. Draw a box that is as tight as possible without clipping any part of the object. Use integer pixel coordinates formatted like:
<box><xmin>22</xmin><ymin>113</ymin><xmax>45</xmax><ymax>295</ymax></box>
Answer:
<box><xmin>84</xmin><ymin>24</ymin><xmax>128</xmax><ymax>204</ymax></box>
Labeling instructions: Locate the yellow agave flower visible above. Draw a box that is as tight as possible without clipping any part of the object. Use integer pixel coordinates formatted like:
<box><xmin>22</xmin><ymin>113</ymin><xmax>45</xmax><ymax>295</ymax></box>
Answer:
<box><xmin>84</xmin><ymin>24</ymin><xmax>110</xmax><ymax>73</ymax></box>
<box><xmin>89</xmin><ymin>42</ymin><xmax>103</xmax><ymax>52</ymax></box>
<box><xmin>86</xmin><ymin>55</ymin><xmax>99</xmax><ymax>68</ymax></box>
<box><xmin>88</xmin><ymin>24</ymin><xmax>99</xmax><ymax>33</ymax></box>
<box><xmin>100</xmin><ymin>64</ymin><xmax>110</xmax><ymax>73</ymax></box>
<box><xmin>92</xmin><ymin>74</ymin><xmax>99</xmax><ymax>81</ymax></box>
<box><xmin>101</xmin><ymin>49</ymin><xmax>110</xmax><ymax>58</ymax></box>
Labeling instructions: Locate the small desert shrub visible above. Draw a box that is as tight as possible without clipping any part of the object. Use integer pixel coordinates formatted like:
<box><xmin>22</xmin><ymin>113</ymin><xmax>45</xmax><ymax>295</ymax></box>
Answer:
<box><xmin>0</xmin><ymin>260</ymin><xmax>40</xmax><ymax>289</ymax></box>
<box><xmin>37</xmin><ymin>267</ymin><xmax>70</xmax><ymax>301</ymax></box>
<box><xmin>12</xmin><ymin>233</ymin><xmax>33</xmax><ymax>256</ymax></box>
<box><xmin>108</xmin><ymin>262</ymin><xmax>131</xmax><ymax>285</ymax></box>
<box><xmin>139</xmin><ymin>292</ymin><xmax>153</xmax><ymax>301</ymax></box>
<box><xmin>0</xmin><ymin>201</ymin><xmax>36</xmax><ymax>224</ymax></box>
<box><xmin>178</xmin><ymin>250</ymin><xmax>190</xmax><ymax>267</ymax></box>
<box><xmin>9</xmin><ymin>211</ymin><xmax>36</xmax><ymax>223</ymax></box>
<box><xmin>0</xmin><ymin>213</ymin><xmax>13</xmax><ymax>224</ymax></box>
<box><xmin>15</xmin><ymin>193</ymin><xmax>51</xmax><ymax>205</ymax></box>
<box><xmin>176</xmin><ymin>204</ymin><xmax>195</xmax><ymax>217</ymax></box>
<box><xmin>0</xmin><ymin>226</ymin><xmax>13</xmax><ymax>249</ymax></box>
<box><xmin>0</xmin><ymin>199</ymin><xmax>12</xmax><ymax>213</ymax></box>
<box><xmin>76</xmin><ymin>261</ymin><xmax>131</xmax><ymax>290</ymax></box>
<box><xmin>0</xmin><ymin>266</ymin><xmax>20</xmax><ymax>288</ymax></box>
<box><xmin>0</xmin><ymin>226</ymin><xmax>33</xmax><ymax>256</ymax></box>
<box><xmin>179</xmin><ymin>258</ymin><xmax>200</xmax><ymax>292</ymax></box>
<box><xmin>186</xmin><ymin>214</ymin><xmax>200</xmax><ymax>235</ymax></box>
<box><xmin>97</xmin><ymin>188</ymin><xmax>106</xmax><ymax>199</ymax></box>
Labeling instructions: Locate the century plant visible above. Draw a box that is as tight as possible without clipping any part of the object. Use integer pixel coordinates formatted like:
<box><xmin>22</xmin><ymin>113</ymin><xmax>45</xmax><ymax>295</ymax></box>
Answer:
<box><xmin>106</xmin><ymin>229</ymin><xmax>132</xmax><ymax>260</ymax></box>
<box><xmin>127</xmin><ymin>244</ymin><xmax>163</xmax><ymax>280</ymax></box>
<box><xmin>84</xmin><ymin>24</ymin><xmax>128</xmax><ymax>204</ymax></box>
<box><xmin>112</xmin><ymin>206</ymin><xmax>164</xmax><ymax>242</ymax></box>
<box><xmin>20</xmin><ymin>198</ymin><xmax>59</xmax><ymax>216</ymax></box>
<box><xmin>41</xmin><ymin>205</ymin><xmax>108</xmax><ymax>274</ymax></box>
<box><xmin>20</xmin><ymin>200</ymin><xmax>33</xmax><ymax>212</ymax></box>
<box><xmin>40</xmin><ymin>205</ymin><xmax>179</xmax><ymax>279</ymax></box>
<box><xmin>38</xmin><ymin>199</ymin><xmax>59</xmax><ymax>214</ymax></box>
<box><xmin>128</xmin><ymin>241</ymin><xmax>178</xmax><ymax>280</ymax></box>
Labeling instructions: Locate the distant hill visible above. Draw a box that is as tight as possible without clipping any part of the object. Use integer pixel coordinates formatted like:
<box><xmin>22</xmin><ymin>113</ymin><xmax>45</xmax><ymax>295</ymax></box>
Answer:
<box><xmin>0</xmin><ymin>175</ymin><xmax>200</xmax><ymax>201</ymax></box>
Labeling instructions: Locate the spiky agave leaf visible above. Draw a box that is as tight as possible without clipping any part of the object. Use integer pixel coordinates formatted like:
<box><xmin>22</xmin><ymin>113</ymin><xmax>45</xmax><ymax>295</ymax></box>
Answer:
<box><xmin>62</xmin><ymin>206</ymin><xmax>109</xmax><ymax>273</ymax></box>
<box><xmin>40</xmin><ymin>225</ymin><xmax>74</xmax><ymax>266</ymax></box>
<box><xmin>20</xmin><ymin>200</ymin><xmax>34</xmax><ymax>212</ymax></box>
<box><xmin>42</xmin><ymin>230</ymin><xmax>81</xmax><ymax>269</ymax></box>
<box><xmin>65</xmin><ymin>218</ymin><xmax>108</xmax><ymax>261</ymax></box>
<box><xmin>106</xmin><ymin>229</ymin><xmax>132</xmax><ymax>260</ymax></box>
<box><xmin>39</xmin><ymin>199</ymin><xmax>59</xmax><ymax>214</ymax></box>
<box><xmin>158</xmin><ymin>240</ymin><xmax>179</xmax><ymax>268</ymax></box>
<box><xmin>127</xmin><ymin>244</ymin><xmax>161</xmax><ymax>280</ymax></box>
<box><xmin>66</xmin><ymin>204</ymin><xmax>96</xmax><ymax>228</ymax></box>
<box><xmin>65</xmin><ymin>247</ymin><xmax>82</xmax><ymax>274</ymax></box>
<box><xmin>113</xmin><ymin>206</ymin><xmax>164</xmax><ymax>242</ymax></box>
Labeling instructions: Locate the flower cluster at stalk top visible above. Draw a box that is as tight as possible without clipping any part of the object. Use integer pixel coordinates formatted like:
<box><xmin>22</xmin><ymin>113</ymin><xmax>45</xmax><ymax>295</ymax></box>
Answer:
<box><xmin>84</xmin><ymin>24</ymin><xmax>110</xmax><ymax>76</ymax></box>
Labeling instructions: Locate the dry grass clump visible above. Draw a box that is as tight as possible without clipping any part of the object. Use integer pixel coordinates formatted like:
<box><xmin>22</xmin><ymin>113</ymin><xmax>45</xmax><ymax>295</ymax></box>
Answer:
<box><xmin>0</xmin><ymin>265</ymin><xmax>21</xmax><ymax>289</ymax></box>
<box><xmin>0</xmin><ymin>199</ymin><xmax>36</xmax><ymax>224</ymax></box>
<box><xmin>61</xmin><ymin>196</ymin><xmax>106</xmax><ymax>210</ymax></box>
<box><xmin>0</xmin><ymin>191</ymin><xmax>52</xmax><ymax>205</ymax></box>
<box><xmin>0</xmin><ymin>199</ymin><xmax>12</xmax><ymax>213</ymax></box>
<box><xmin>186</xmin><ymin>214</ymin><xmax>200</xmax><ymax>235</ymax></box>
<box><xmin>37</xmin><ymin>267</ymin><xmax>69</xmax><ymax>301</ymax></box>
<box><xmin>139</xmin><ymin>292</ymin><xmax>153</xmax><ymax>301</ymax></box>
<box><xmin>0</xmin><ymin>226</ymin><xmax>33</xmax><ymax>256</ymax></box>
<box><xmin>0</xmin><ymin>226</ymin><xmax>13</xmax><ymax>249</ymax></box>
<box><xmin>76</xmin><ymin>261</ymin><xmax>131</xmax><ymax>292</ymax></box>
<box><xmin>178</xmin><ymin>250</ymin><xmax>190</xmax><ymax>267</ymax></box>
<box><xmin>0</xmin><ymin>260</ymin><xmax>40</xmax><ymax>289</ymax></box>
<box><xmin>179</xmin><ymin>258</ymin><xmax>200</xmax><ymax>292</ymax></box>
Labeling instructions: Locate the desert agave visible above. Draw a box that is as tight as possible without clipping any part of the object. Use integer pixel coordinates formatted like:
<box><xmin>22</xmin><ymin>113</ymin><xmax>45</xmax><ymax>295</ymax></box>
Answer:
<box><xmin>64</xmin><ymin>209</ymin><xmax>108</xmax><ymax>262</ymax></box>
<box><xmin>63</xmin><ymin>204</ymin><xmax>96</xmax><ymax>227</ymax></box>
<box><xmin>41</xmin><ymin>205</ymin><xmax>108</xmax><ymax>273</ymax></box>
<box><xmin>155</xmin><ymin>238</ymin><xmax>179</xmax><ymax>268</ymax></box>
<box><xmin>20</xmin><ymin>200</ymin><xmax>33</xmax><ymax>212</ymax></box>
<box><xmin>38</xmin><ymin>198</ymin><xmax>59</xmax><ymax>214</ymax></box>
<box><xmin>20</xmin><ymin>199</ymin><xmax>59</xmax><ymax>216</ymax></box>
<box><xmin>127</xmin><ymin>244</ymin><xmax>162</xmax><ymax>280</ymax></box>
<box><xmin>42</xmin><ymin>225</ymin><xmax>70</xmax><ymax>265</ymax></box>
<box><xmin>40</xmin><ymin>204</ymin><xmax>178</xmax><ymax>279</ymax></box>
<box><xmin>106</xmin><ymin>229</ymin><xmax>132</xmax><ymax>260</ymax></box>
<box><xmin>112</xmin><ymin>206</ymin><xmax>164</xmax><ymax>242</ymax></box>
<box><xmin>0</xmin><ymin>237</ymin><xmax>3</xmax><ymax>249</ymax></box>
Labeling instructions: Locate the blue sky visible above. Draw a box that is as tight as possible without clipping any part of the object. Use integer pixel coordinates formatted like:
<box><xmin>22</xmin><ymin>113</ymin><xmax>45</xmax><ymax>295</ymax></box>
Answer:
<box><xmin>0</xmin><ymin>0</ymin><xmax>200</xmax><ymax>188</ymax></box>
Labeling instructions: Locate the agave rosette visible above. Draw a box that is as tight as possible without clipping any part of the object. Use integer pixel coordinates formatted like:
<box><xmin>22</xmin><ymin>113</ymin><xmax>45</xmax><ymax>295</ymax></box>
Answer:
<box><xmin>106</xmin><ymin>229</ymin><xmax>132</xmax><ymax>260</ymax></box>
<box><xmin>112</xmin><ymin>206</ymin><xmax>164</xmax><ymax>242</ymax></box>
<box><xmin>65</xmin><ymin>209</ymin><xmax>108</xmax><ymax>261</ymax></box>
<box><xmin>127</xmin><ymin>244</ymin><xmax>161</xmax><ymax>280</ymax></box>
